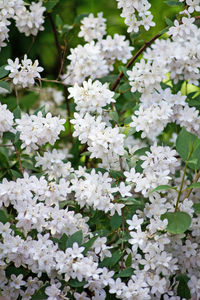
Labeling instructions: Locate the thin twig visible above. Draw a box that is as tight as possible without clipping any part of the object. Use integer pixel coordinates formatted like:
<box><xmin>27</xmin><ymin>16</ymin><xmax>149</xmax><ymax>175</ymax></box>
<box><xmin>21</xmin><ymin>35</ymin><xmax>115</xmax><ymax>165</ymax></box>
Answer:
<box><xmin>185</xmin><ymin>168</ymin><xmax>200</xmax><ymax>199</ymax></box>
<box><xmin>40</xmin><ymin>78</ymin><xmax>65</xmax><ymax>85</ymax></box>
<box><xmin>47</xmin><ymin>13</ymin><xmax>62</xmax><ymax>66</ymax></box>
<box><xmin>13</xmin><ymin>144</ymin><xmax>24</xmax><ymax>176</ymax></box>
<box><xmin>111</xmin><ymin>32</ymin><xmax>162</xmax><ymax>91</ymax></box>
<box><xmin>111</xmin><ymin>15</ymin><xmax>200</xmax><ymax>92</ymax></box>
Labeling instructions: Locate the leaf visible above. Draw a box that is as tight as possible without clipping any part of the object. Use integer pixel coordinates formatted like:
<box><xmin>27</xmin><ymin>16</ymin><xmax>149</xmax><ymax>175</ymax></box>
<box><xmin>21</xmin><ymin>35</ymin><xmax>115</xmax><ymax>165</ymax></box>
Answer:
<box><xmin>82</xmin><ymin>235</ymin><xmax>98</xmax><ymax>255</ymax></box>
<box><xmin>165</xmin><ymin>0</ymin><xmax>184</xmax><ymax>6</ymax></box>
<box><xmin>68</xmin><ymin>279</ymin><xmax>87</xmax><ymax>287</ymax></box>
<box><xmin>33</xmin><ymin>105</ymin><xmax>46</xmax><ymax>116</ymax></box>
<box><xmin>13</xmin><ymin>106</ymin><xmax>21</xmax><ymax>120</ymax></box>
<box><xmin>66</xmin><ymin>230</ymin><xmax>83</xmax><ymax>248</ymax></box>
<box><xmin>110</xmin><ymin>213</ymin><xmax>122</xmax><ymax>230</ymax></box>
<box><xmin>55</xmin><ymin>14</ymin><xmax>63</xmax><ymax>28</ymax></box>
<box><xmin>126</xmin><ymin>127</ymin><xmax>136</xmax><ymax>137</ymax></box>
<box><xmin>109</xmin><ymin>170</ymin><xmax>125</xmax><ymax>180</ymax></box>
<box><xmin>150</xmin><ymin>185</ymin><xmax>177</xmax><ymax>194</ymax></box>
<box><xmin>74</xmin><ymin>13</ymin><xmax>89</xmax><ymax>24</ymax></box>
<box><xmin>186</xmin><ymin>182</ymin><xmax>200</xmax><ymax>190</ymax></box>
<box><xmin>193</xmin><ymin>203</ymin><xmax>200</xmax><ymax>214</ymax></box>
<box><xmin>31</xmin><ymin>284</ymin><xmax>49</xmax><ymax>300</ymax></box>
<box><xmin>99</xmin><ymin>250</ymin><xmax>123</xmax><ymax>267</ymax></box>
<box><xmin>0</xmin><ymin>65</ymin><xmax>9</xmax><ymax>78</ymax></box>
<box><xmin>58</xmin><ymin>233</ymin><xmax>68</xmax><ymax>251</ymax></box>
<box><xmin>114</xmin><ymin>268</ymin><xmax>134</xmax><ymax>278</ymax></box>
<box><xmin>177</xmin><ymin>275</ymin><xmax>191</xmax><ymax>299</ymax></box>
<box><xmin>176</xmin><ymin>127</ymin><xmax>200</xmax><ymax>170</ymax></box>
<box><xmin>3</xmin><ymin>132</ymin><xmax>15</xmax><ymax>141</ymax></box>
<box><xmin>109</xmin><ymin>111</ymin><xmax>119</xmax><ymax>123</ymax></box>
<box><xmin>61</xmin><ymin>24</ymin><xmax>73</xmax><ymax>35</ymax></box>
<box><xmin>0</xmin><ymin>81</ymin><xmax>11</xmax><ymax>92</ymax></box>
<box><xmin>10</xmin><ymin>169</ymin><xmax>23</xmax><ymax>179</ymax></box>
<box><xmin>161</xmin><ymin>212</ymin><xmax>191</xmax><ymax>234</ymax></box>
<box><xmin>0</xmin><ymin>209</ymin><xmax>10</xmax><ymax>224</ymax></box>
<box><xmin>43</xmin><ymin>0</ymin><xmax>59</xmax><ymax>12</ymax></box>
<box><xmin>165</xmin><ymin>17</ymin><xmax>174</xmax><ymax>26</ymax></box>
<box><xmin>133</xmin><ymin>147</ymin><xmax>150</xmax><ymax>156</ymax></box>
<box><xmin>118</xmin><ymin>66</ymin><xmax>129</xmax><ymax>79</ymax></box>
<box><xmin>125</xmin><ymin>253</ymin><xmax>132</xmax><ymax>268</ymax></box>
<box><xmin>0</xmin><ymin>151</ymin><xmax>9</xmax><ymax>168</ymax></box>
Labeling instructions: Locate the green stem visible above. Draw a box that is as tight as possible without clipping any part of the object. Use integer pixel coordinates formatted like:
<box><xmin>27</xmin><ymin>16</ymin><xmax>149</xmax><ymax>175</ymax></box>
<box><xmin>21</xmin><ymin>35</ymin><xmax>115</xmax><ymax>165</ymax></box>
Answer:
<box><xmin>175</xmin><ymin>162</ymin><xmax>188</xmax><ymax>212</ymax></box>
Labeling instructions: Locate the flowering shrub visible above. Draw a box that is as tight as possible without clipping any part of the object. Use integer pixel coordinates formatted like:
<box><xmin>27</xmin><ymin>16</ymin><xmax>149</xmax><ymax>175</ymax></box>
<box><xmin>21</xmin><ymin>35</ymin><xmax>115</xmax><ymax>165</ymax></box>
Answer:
<box><xmin>0</xmin><ymin>0</ymin><xmax>200</xmax><ymax>299</ymax></box>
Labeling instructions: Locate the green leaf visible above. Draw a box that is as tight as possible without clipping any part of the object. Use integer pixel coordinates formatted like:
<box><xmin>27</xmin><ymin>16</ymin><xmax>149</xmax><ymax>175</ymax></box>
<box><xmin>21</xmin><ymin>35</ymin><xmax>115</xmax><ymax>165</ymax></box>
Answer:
<box><xmin>110</xmin><ymin>213</ymin><xmax>122</xmax><ymax>229</ymax></box>
<box><xmin>33</xmin><ymin>105</ymin><xmax>46</xmax><ymax>116</ymax></box>
<box><xmin>109</xmin><ymin>170</ymin><xmax>125</xmax><ymax>180</ymax></box>
<box><xmin>68</xmin><ymin>279</ymin><xmax>87</xmax><ymax>287</ymax></box>
<box><xmin>82</xmin><ymin>235</ymin><xmax>98</xmax><ymax>255</ymax></box>
<box><xmin>120</xmin><ymin>197</ymin><xmax>145</xmax><ymax>209</ymax></box>
<box><xmin>150</xmin><ymin>185</ymin><xmax>177</xmax><ymax>194</ymax></box>
<box><xmin>55</xmin><ymin>14</ymin><xmax>63</xmax><ymax>28</ymax></box>
<box><xmin>186</xmin><ymin>182</ymin><xmax>200</xmax><ymax>190</ymax></box>
<box><xmin>109</xmin><ymin>111</ymin><xmax>119</xmax><ymax>123</ymax></box>
<box><xmin>0</xmin><ymin>81</ymin><xmax>11</xmax><ymax>92</ymax></box>
<box><xmin>176</xmin><ymin>127</ymin><xmax>200</xmax><ymax>169</ymax></box>
<box><xmin>165</xmin><ymin>17</ymin><xmax>174</xmax><ymax>26</ymax></box>
<box><xmin>114</xmin><ymin>268</ymin><xmax>134</xmax><ymax>278</ymax></box>
<box><xmin>43</xmin><ymin>0</ymin><xmax>59</xmax><ymax>12</ymax></box>
<box><xmin>13</xmin><ymin>106</ymin><xmax>21</xmax><ymax>120</ymax></box>
<box><xmin>126</xmin><ymin>127</ymin><xmax>136</xmax><ymax>137</ymax></box>
<box><xmin>6</xmin><ymin>265</ymin><xmax>29</xmax><ymax>279</ymax></box>
<box><xmin>66</xmin><ymin>230</ymin><xmax>83</xmax><ymax>248</ymax></box>
<box><xmin>118</xmin><ymin>66</ymin><xmax>129</xmax><ymax>79</ymax></box>
<box><xmin>58</xmin><ymin>233</ymin><xmax>68</xmax><ymax>251</ymax></box>
<box><xmin>125</xmin><ymin>253</ymin><xmax>132</xmax><ymax>268</ymax></box>
<box><xmin>133</xmin><ymin>147</ymin><xmax>150</xmax><ymax>156</ymax></box>
<box><xmin>31</xmin><ymin>284</ymin><xmax>49</xmax><ymax>300</ymax></box>
<box><xmin>0</xmin><ymin>151</ymin><xmax>9</xmax><ymax>168</ymax></box>
<box><xmin>165</xmin><ymin>0</ymin><xmax>184</xmax><ymax>6</ymax></box>
<box><xmin>0</xmin><ymin>209</ymin><xmax>10</xmax><ymax>224</ymax></box>
<box><xmin>177</xmin><ymin>275</ymin><xmax>191</xmax><ymax>299</ymax></box>
<box><xmin>161</xmin><ymin>212</ymin><xmax>191</xmax><ymax>234</ymax></box>
<box><xmin>3</xmin><ymin>131</ymin><xmax>15</xmax><ymax>141</ymax></box>
<box><xmin>0</xmin><ymin>65</ymin><xmax>9</xmax><ymax>78</ymax></box>
<box><xmin>99</xmin><ymin>250</ymin><xmax>123</xmax><ymax>267</ymax></box>
<box><xmin>10</xmin><ymin>169</ymin><xmax>23</xmax><ymax>179</ymax></box>
<box><xmin>74</xmin><ymin>13</ymin><xmax>89</xmax><ymax>24</ymax></box>
<box><xmin>193</xmin><ymin>203</ymin><xmax>200</xmax><ymax>214</ymax></box>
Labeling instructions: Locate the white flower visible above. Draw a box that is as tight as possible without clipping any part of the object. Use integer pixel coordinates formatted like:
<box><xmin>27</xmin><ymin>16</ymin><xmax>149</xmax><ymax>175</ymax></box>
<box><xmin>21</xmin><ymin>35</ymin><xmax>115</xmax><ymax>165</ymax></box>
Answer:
<box><xmin>0</xmin><ymin>102</ymin><xmax>14</xmax><ymax>136</ymax></box>
<box><xmin>68</xmin><ymin>79</ymin><xmax>115</xmax><ymax>114</ymax></box>
<box><xmin>78</xmin><ymin>12</ymin><xmax>106</xmax><ymax>42</ymax></box>
<box><xmin>14</xmin><ymin>1</ymin><xmax>46</xmax><ymax>36</ymax></box>
<box><xmin>5</xmin><ymin>55</ymin><xmax>43</xmax><ymax>88</ymax></box>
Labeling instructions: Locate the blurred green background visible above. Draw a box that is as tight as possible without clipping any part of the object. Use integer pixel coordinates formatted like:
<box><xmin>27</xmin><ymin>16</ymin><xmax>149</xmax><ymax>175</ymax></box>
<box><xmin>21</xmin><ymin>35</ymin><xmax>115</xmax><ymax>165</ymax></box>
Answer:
<box><xmin>1</xmin><ymin>0</ymin><xmax>181</xmax><ymax>77</ymax></box>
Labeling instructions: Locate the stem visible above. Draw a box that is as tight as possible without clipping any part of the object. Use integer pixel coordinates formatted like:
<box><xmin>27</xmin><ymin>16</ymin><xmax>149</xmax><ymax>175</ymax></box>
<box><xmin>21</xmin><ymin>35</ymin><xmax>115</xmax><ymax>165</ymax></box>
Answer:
<box><xmin>111</xmin><ymin>32</ymin><xmax>162</xmax><ymax>91</ymax></box>
<box><xmin>40</xmin><ymin>78</ymin><xmax>65</xmax><ymax>85</ymax></box>
<box><xmin>185</xmin><ymin>168</ymin><xmax>200</xmax><ymax>199</ymax></box>
<box><xmin>47</xmin><ymin>13</ymin><xmax>62</xmax><ymax>67</ymax></box>
<box><xmin>13</xmin><ymin>144</ymin><xmax>24</xmax><ymax>176</ymax></box>
<box><xmin>175</xmin><ymin>162</ymin><xmax>188</xmax><ymax>212</ymax></box>
<box><xmin>111</xmin><ymin>15</ymin><xmax>200</xmax><ymax>92</ymax></box>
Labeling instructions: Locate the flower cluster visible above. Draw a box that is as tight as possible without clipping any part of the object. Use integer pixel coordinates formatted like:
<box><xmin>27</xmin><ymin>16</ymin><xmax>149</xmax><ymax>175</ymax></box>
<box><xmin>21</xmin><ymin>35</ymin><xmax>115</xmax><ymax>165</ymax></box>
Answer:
<box><xmin>5</xmin><ymin>55</ymin><xmax>43</xmax><ymax>88</ymax></box>
<box><xmin>16</xmin><ymin>111</ymin><xmax>65</xmax><ymax>152</ymax></box>
<box><xmin>78</xmin><ymin>12</ymin><xmax>106</xmax><ymax>42</ymax></box>
<box><xmin>68</xmin><ymin>79</ymin><xmax>115</xmax><ymax>114</ymax></box>
<box><xmin>62</xmin><ymin>13</ymin><xmax>133</xmax><ymax>85</ymax></box>
<box><xmin>116</xmin><ymin>0</ymin><xmax>155</xmax><ymax>33</ymax></box>
<box><xmin>0</xmin><ymin>1</ymin><xmax>46</xmax><ymax>50</ymax></box>
<box><xmin>1</xmin><ymin>1</ymin><xmax>200</xmax><ymax>300</ymax></box>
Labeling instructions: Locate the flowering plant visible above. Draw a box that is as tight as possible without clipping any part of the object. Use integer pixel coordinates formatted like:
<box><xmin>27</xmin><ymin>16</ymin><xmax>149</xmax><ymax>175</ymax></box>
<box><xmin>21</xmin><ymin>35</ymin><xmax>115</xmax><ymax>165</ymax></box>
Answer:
<box><xmin>0</xmin><ymin>0</ymin><xmax>200</xmax><ymax>299</ymax></box>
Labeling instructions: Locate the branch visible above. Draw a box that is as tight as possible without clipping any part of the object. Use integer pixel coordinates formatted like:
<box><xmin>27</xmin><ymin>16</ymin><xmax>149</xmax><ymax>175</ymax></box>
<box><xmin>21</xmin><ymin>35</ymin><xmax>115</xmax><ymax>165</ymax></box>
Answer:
<box><xmin>111</xmin><ymin>15</ymin><xmax>200</xmax><ymax>92</ymax></box>
<box><xmin>185</xmin><ymin>168</ymin><xmax>200</xmax><ymax>199</ymax></box>
<box><xmin>13</xmin><ymin>144</ymin><xmax>24</xmax><ymax>176</ymax></box>
<box><xmin>47</xmin><ymin>13</ymin><xmax>62</xmax><ymax>66</ymax></box>
<box><xmin>111</xmin><ymin>32</ymin><xmax>162</xmax><ymax>91</ymax></box>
